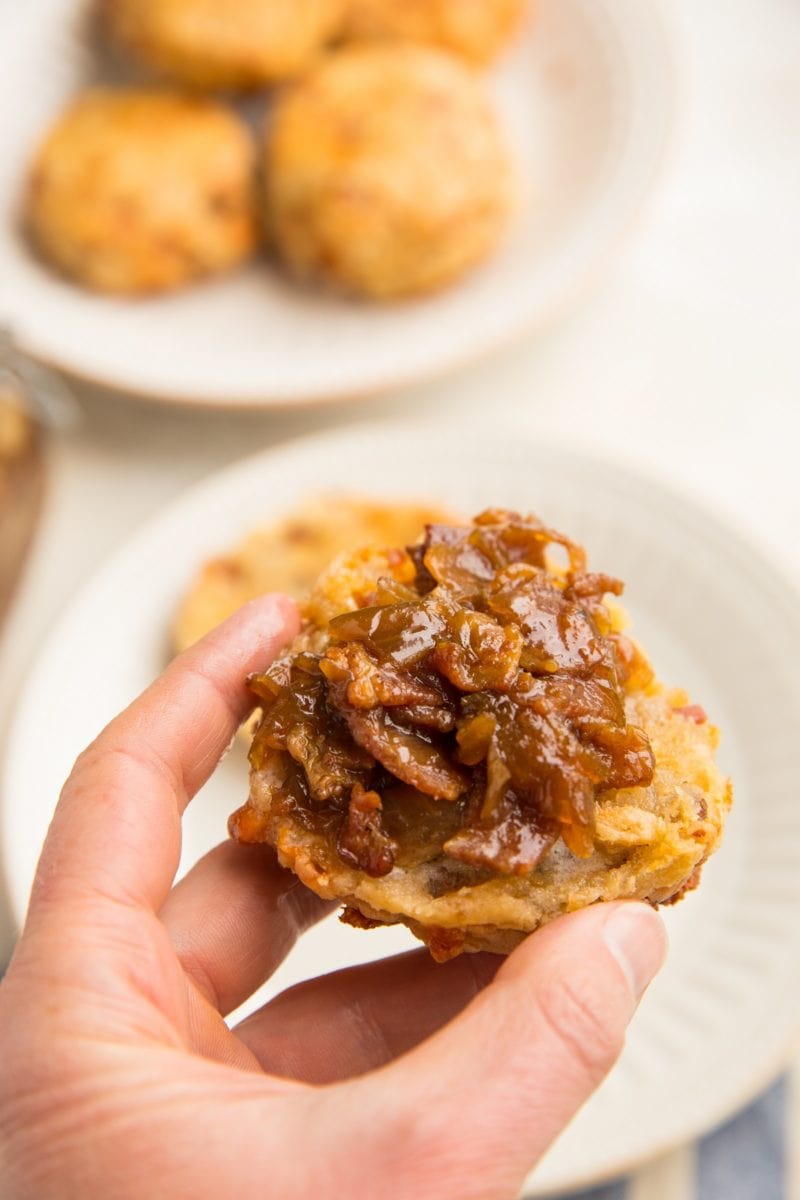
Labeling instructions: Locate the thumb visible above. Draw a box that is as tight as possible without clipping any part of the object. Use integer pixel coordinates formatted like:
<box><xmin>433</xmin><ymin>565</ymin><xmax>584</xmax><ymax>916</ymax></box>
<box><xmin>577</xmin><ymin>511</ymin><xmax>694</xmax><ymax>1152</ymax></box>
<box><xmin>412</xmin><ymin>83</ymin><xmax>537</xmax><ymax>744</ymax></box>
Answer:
<box><xmin>351</xmin><ymin>902</ymin><xmax>667</xmax><ymax>1200</ymax></box>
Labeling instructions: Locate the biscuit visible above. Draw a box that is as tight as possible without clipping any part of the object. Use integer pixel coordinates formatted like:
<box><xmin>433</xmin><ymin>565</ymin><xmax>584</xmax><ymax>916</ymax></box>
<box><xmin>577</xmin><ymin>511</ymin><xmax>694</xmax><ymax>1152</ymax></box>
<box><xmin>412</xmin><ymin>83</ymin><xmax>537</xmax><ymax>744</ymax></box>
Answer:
<box><xmin>341</xmin><ymin>0</ymin><xmax>528</xmax><ymax>66</ymax></box>
<box><xmin>174</xmin><ymin>497</ymin><xmax>453</xmax><ymax>651</ymax></box>
<box><xmin>26</xmin><ymin>89</ymin><xmax>256</xmax><ymax>294</ymax></box>
<box><xmin>265</xmin><ymin>45</ymin><xmax>513</xmax><ymax>299</ymax></box>
<box><xmin>231</xmin><ymin>511</ymin><xmax>731</xmax><ymax>960</ymax></box>
<box><xmin>103</xmin><ymin>0</ymin><xmax>345</xmax><ymax>89</ymax></box>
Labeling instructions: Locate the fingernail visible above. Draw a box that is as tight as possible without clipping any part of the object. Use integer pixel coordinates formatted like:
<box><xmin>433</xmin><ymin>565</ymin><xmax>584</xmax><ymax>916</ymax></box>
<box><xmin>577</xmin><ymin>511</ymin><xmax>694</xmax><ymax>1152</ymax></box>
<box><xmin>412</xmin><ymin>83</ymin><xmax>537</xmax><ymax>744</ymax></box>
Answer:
<box><xmin>602</xmin><ymin>904</ymin><xmax>668</xmax><ymax>1003</ymax></box>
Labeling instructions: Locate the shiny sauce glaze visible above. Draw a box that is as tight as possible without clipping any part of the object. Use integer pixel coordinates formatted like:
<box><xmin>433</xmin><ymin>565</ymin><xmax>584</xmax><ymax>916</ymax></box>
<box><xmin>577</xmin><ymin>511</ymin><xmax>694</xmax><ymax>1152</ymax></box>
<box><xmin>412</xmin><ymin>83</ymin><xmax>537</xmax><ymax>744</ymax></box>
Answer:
<box><xmin>239</xmin><ymin>510</ymin><xmax>655</xmax><ymax>878</ymax></box>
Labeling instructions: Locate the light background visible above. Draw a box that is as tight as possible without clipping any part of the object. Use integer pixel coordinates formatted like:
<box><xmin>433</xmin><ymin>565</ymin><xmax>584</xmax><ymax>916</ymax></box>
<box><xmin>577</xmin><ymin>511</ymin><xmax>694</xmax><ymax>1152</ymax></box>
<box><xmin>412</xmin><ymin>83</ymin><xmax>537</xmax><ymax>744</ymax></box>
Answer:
<box><xmin>0</xmin><ymin>0</ymin><xmax>798</xmax><ymax>1196</ymax></box>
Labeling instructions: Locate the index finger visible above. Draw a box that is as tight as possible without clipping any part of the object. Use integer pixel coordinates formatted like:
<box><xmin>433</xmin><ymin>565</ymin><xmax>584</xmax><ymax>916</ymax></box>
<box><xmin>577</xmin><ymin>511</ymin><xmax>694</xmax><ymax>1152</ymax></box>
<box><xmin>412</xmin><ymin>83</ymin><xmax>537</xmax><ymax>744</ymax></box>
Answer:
<box><xmin>27</xmin><ymin>594</ymin><xmax>298</xmax><ymax>918</ymax></box>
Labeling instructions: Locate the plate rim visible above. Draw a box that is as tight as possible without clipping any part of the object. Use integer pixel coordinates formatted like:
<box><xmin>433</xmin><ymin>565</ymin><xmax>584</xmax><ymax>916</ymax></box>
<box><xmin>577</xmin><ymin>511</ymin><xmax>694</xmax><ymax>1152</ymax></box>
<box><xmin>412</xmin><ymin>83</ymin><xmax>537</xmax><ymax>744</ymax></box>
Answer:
<box><xmin>3</xmin><ymin>0</ymin><xmax>678</xmax><ymax>409</ymax></box>
<box><xmin>4</xmin><ymin>422</ymin><xmax>798</xmax><ymax>1192</ymax></box>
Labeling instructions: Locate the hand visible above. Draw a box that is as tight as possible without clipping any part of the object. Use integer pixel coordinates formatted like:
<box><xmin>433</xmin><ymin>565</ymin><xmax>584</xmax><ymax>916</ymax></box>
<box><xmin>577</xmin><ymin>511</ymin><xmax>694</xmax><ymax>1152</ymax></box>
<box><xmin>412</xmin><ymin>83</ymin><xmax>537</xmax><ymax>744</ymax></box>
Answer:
<box><xmin>0</xmin><ymin>595</ymin><xmax>666</xmax><ymax>1200</ymax></box>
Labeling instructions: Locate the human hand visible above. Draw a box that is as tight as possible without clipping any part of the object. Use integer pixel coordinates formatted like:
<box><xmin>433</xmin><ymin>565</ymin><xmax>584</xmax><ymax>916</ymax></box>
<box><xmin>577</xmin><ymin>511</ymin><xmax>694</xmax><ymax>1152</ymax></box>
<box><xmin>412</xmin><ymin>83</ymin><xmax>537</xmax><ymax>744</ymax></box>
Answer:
<box><xmin>0</xmin><ymin>595</ymin><xmax>666</xmax><ymax>1200</ymax></box>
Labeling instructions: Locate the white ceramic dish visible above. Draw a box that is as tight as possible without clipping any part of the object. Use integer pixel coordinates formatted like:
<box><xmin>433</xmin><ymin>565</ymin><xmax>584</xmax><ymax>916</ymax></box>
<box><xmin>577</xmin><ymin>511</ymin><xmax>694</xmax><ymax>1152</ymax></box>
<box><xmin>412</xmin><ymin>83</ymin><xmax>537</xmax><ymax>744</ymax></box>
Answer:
<box><xmin>0</xmin><ymin>0</ymin><xmax>674</xmax><ymax>407</ymax></box>
<box><xmin>4</xmin><ymin>423</ymin><xmax>799</xmax><ymax>1194</ymax></box>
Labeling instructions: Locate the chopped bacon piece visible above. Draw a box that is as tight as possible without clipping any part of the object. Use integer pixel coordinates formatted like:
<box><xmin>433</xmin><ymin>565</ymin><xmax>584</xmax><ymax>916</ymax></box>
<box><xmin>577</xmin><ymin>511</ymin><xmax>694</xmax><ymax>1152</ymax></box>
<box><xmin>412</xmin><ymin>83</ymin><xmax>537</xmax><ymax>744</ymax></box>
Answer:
<box><xmin>425</xmin><ymin>927</ymin><xmax>468</xmax><ymax>963</ymax></box>
<box><xmin>444</xmin><ymin>796</ymin><xmax>558</xmax><ymax>876</ymax></box>
<box><xmin>337</xmin><ymin>783</ymin><xmax>396</xmax><ymax>877</ymax></box>
<box><xmin>339</xmin><ymin>906</ymin><xmax>384</xmax><ymax>930</ymax></box>
<box><xmin>675</xmin><ymin>704</ymin><xmax>707</xmax><ymax>725</ymax></box>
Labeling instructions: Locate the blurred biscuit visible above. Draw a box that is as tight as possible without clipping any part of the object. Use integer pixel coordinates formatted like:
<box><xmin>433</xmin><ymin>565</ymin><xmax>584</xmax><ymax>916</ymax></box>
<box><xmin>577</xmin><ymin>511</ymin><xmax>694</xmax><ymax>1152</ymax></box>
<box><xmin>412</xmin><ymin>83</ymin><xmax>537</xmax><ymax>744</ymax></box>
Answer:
<box><xmin>265</xmin><ymin>45</ymin><xmax>514</xmax><ymax>299</ymax></box>
<box><xmin>341</xmin><ymin>0</ymin><xmax>528</xmax><ymax>66</ymax></box>
<box><xmin>174</xmin><ymin>496</ymin><xmax>453</xmax><ymax>651</ymax></box>
<box><xmin>26</xmin><ymin>89</ymin><xmax>257</xmax><ymax>294</ymax></box>
<box><xmin>102</xmin><ymin>0</ymin><xmax>345</xmax><ymax>89</ymax></box>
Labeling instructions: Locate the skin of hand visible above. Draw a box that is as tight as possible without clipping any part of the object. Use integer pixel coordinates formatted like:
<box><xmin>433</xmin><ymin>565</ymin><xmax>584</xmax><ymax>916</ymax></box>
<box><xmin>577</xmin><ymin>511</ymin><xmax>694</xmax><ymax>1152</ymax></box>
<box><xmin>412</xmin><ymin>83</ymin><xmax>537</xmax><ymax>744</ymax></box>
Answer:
<box><xmin>0</xmin><ymin>594</ymin><xmax>667</xmax><ymax>1200</ymax></box>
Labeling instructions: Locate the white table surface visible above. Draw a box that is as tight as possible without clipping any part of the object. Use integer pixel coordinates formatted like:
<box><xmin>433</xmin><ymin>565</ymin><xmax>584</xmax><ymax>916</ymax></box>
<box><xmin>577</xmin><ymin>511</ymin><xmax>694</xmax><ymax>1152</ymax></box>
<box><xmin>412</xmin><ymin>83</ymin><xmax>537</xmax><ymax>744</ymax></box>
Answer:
<box><xmin>1</xmin><ymin>0</ymin><xmax>798</xmax><ymax>1000</ymax></box>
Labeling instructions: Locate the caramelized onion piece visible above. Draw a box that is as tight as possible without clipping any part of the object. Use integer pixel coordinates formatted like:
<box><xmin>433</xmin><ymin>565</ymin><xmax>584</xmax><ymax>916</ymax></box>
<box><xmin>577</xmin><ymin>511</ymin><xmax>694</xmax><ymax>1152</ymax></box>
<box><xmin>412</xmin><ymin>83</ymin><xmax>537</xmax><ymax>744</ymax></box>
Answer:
<box><xmin>392</xmin><ymin>704</ymin><xmax>457</xmax><ymax>732</ymax></box>
<box><xmin>382</xmin><ymin>785</ymin><xmax>467</xmax><ymax>867</ymax></box>
<box><xmin>333</xmin><ymin>697</ymin><xmax>468</xmax><ymax>801</ymax></box>
<box><xmin>250</xmin><ymin>661</ymin><xmax>374</xmax><ymax>802</ymax></box>
<box><xmin>323</xmin><ymin>642</ymin><xmax>442</xmax><ymax>709</ymax></box>
<box><xmin>431</xmin><ymin>610</ymin><xmax>522</xmax><ymax>692</ymax></box>
<box><xmin>444</xmin><ymin>796</ymin><xmax>559</xmax><ymax>876</ymax></box>
<box><xmin>487</xmin><ymin>566</ymin><xmax>606</xmax><ymax>674</ymax></box>
<box><xmin>330</xmin><ymin>594</ymin><xmax>452</xmax><ymax>665</ymax></box>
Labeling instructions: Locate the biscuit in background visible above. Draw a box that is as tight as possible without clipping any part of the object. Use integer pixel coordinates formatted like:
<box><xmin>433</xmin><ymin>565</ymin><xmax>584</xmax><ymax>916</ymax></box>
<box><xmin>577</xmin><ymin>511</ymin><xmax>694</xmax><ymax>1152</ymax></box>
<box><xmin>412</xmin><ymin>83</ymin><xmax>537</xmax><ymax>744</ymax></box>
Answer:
<box><xmin>174</xmin><ymin>495</ymin><xmax>454</xmax><ymax>652</ymax></box>
<box><xmin>341</xmin><ymin>0</ymin><xmax>529</xmax><ymax>66</ymax></box>
<box><xmin>26</xmin><ymin>89</ymin><xmax>257</xmax><ymax>295</ymax></box>
<box><xmin>265</xmin><ymin>45</ymin><xmax>514</xmax><ymax>299</ymax></box>
<box><xmin>101</xmin><ymin>0</ymin><xmax>346</xmax><ymax>89</ymax></box>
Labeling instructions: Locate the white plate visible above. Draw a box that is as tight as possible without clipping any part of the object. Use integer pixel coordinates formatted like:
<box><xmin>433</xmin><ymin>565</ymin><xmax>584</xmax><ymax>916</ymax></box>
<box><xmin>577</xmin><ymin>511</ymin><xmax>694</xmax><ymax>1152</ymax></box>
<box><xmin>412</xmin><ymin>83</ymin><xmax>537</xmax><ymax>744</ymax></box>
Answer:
<box><xmin>0</xmin><ymin>0</ymin><xmax>674</xmax><ymax>407</ymax></box>
<box><xmin>4</xmin><ymin>422</ymin><xmax>800</xmax><ymax>1195</ymax></box>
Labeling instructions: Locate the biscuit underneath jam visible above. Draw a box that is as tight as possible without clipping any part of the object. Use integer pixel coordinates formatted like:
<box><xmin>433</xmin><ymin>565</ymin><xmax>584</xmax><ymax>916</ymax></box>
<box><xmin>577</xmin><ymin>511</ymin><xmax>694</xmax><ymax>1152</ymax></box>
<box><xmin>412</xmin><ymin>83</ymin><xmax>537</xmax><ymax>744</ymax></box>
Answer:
<box><xmin>231</xmin><ymin>510</ymin><xmax>731</xmax><ymax>960</ymax></box>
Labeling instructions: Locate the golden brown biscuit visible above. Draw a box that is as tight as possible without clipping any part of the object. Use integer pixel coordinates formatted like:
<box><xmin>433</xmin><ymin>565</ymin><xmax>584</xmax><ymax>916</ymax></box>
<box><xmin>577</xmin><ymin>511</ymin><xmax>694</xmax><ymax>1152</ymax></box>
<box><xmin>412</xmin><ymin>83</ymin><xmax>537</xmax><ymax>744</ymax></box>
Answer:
<box><xmin>265</xmin><ymin>45</ymin><xmax>514</xmax><ymax>299</ymax></box>
<box><xmin>102</xmin><ymin>0</ymin><xmax>345</xmax><ymax>89</ymax></box>
<box><xmin>26</xmin><ymin>89</ymin><xmax>257</xmax><ymax>295</ymax></box>
<box><xmin>174</xmin><ymin>496</ymin><xmax>453</xmax><ymax>651</ymax></box>
<box><xmin>341</xmin><ymin>0</ymin><xmax>528</xmax><ymax>66</ymax></box>
<box><xmin>231</xmin><ymin>511</ymin><xmax>731</xmax><ymax>960</ymax></box>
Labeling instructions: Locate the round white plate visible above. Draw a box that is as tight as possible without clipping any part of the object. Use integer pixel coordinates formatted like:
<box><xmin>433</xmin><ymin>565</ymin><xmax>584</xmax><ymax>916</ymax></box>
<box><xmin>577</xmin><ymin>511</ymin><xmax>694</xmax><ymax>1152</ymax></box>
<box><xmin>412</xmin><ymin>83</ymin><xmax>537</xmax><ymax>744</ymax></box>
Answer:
<box><xmin>0</xmin><ymin>0</ymin><xmax>674</xmax><ymax>407</ymax></box>
<box><xmin>3</xmin><ymin>422</ymin><xmax>799</xmax><ymax>1195</ymax></box>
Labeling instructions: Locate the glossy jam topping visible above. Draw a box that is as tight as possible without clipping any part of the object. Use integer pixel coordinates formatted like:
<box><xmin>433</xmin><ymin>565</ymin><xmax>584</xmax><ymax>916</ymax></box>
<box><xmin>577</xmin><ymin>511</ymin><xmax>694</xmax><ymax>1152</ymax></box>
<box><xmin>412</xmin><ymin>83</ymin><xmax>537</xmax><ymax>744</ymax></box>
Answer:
<box><xmin>246</xmin><ymin>510</ymin><xmax>655</xmax><ymax>878</ymax></box>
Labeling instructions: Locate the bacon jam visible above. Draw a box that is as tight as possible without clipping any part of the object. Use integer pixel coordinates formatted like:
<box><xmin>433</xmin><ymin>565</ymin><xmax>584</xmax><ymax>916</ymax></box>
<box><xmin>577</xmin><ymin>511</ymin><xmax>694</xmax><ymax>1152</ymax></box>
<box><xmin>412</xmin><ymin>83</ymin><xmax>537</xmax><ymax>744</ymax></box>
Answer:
<box><xmin>238</xmin><ymin>510</ymin><xmax>656</xmax><ymax>880</ymax></box>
